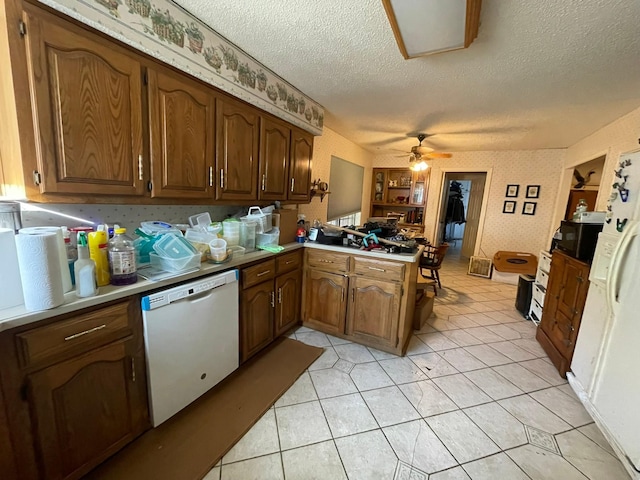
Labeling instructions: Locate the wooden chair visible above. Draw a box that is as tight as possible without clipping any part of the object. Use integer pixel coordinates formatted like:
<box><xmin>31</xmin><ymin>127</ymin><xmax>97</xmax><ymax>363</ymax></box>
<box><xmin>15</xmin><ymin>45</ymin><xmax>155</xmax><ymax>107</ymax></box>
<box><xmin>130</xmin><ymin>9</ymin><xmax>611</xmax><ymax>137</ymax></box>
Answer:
<box><xmin>419</xmin><ymin>243</ymin><xmax>450</xmax><ymax>295</ymax></box>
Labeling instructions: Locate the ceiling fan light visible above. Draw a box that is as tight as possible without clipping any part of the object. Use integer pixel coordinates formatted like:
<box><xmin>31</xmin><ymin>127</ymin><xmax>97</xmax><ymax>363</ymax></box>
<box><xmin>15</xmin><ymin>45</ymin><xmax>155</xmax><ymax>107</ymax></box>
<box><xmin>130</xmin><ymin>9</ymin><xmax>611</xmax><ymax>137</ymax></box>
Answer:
<box><xmin>410</xmin><ymin>160</ymin><xmax>428</xmax><ymax>171</ymax></box>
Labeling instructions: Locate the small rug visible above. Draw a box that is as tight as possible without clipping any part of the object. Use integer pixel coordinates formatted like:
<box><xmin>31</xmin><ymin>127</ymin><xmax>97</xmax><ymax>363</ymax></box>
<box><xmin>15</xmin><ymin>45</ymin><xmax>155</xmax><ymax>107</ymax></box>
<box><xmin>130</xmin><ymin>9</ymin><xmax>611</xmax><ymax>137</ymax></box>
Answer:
<box><xmin>87</xmin><ymin>337</ymin><xmax>322</xmax><ymax>480</ymax></box>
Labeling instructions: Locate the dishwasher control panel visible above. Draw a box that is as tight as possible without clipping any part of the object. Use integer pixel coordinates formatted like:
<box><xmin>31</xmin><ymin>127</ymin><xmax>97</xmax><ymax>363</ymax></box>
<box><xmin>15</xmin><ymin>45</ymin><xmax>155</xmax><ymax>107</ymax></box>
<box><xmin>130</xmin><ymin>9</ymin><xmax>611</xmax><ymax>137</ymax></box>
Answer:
<box><xmin>142</xmin><ymin>269</ymin><xmax>238</xmax><ymax>311</ymax></box>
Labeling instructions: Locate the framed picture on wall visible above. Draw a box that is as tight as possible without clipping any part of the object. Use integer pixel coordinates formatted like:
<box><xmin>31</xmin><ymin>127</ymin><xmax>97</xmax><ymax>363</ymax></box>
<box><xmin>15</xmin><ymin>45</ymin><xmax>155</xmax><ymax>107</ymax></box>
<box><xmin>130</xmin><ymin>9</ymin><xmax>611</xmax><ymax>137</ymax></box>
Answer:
<box><xmin>523</xmin><ymin>202</ymin><xmax>537</xmax><ymax>215</ymax></box>
<box><xmin>506</xmin><ymin>184</ymin><xmax>519</xmax><ymax>197</ymax></box>
<box><xmin>503</xmin><ymin>200</ymin><xmax>516</xmax><ymax>214</ymax></box>
<box><xmin>526</xmin><ymin>185</ymin><xmax>540</xmax><ymax>198</ymax></box>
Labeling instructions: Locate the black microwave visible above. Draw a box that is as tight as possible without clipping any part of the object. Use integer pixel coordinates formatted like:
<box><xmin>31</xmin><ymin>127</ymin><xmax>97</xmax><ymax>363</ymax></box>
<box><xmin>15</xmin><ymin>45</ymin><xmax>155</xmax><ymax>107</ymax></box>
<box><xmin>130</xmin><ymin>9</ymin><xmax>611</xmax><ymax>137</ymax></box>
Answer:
<box><xmin>556</xmin><ymin>220</ymin><xmax>603</xmax><ymax>262</ymax></box>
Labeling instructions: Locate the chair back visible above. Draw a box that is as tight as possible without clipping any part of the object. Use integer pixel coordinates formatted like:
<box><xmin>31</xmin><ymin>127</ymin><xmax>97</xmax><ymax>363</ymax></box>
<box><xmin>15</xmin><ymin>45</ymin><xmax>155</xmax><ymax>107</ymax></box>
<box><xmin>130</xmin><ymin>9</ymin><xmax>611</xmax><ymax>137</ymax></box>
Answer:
<box><xmin>421</xmin><ymin>243</ymin><xmax>450</xmax><ymax>268</ymax></box>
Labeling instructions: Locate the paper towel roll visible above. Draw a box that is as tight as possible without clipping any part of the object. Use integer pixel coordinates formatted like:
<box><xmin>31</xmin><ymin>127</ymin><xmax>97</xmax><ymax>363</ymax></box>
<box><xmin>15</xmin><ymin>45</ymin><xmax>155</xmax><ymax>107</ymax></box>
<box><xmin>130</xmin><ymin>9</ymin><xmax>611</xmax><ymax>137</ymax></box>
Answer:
<box><xmin>0</xmin><ymin>228</ymin><xmax>24</xmax><ymax>310</ymax></box>
<box><xmin>19</xmin><ymin>227</ymin><xmax>72</xmax><ymax>293</ymax></box>
<box><xmin>15</xmin><ymin>232</ymin><xmax>65</xmax><ymax>311</ymax></box>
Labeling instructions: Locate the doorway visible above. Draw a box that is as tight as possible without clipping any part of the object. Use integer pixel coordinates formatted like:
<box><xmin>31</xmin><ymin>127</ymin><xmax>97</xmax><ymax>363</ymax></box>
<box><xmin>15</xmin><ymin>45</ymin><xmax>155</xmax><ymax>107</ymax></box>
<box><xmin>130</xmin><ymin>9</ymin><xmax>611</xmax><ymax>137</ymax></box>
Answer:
<box><xmin>436</xmin><ymin>172</ymin><xmax>488</xmax><ymax>258</ymax></box>
<box><xmin>564</xmin><ymin>155</ymin><xmax>605</xmax><ymax>220</ymax></box>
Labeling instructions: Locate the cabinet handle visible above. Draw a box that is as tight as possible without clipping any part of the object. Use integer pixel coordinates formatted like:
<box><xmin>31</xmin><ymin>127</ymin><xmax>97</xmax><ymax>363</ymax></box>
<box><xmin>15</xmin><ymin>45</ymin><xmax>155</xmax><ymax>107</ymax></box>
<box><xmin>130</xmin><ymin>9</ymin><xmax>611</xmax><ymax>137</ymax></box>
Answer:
<box><xmin>341</xmin><ymin>288</ymin><xmax>344</xmax><ymax>303</ymax></box>
<box><xmin>257</xmin><ymin>270</ymin><xmax>271</xmax><ymax>277</ymax></box>
<box><xmin>209</xmin><ymin>166</ymin><xmax>213</xmax><ymax>187</ymax></box>
<box><xmin>262</xmin><ymin>174</ymin><xmax>266</xmax><ymax>191</ymax></box>
<box><xmin>278</xmin><ymin>287</ymin><xmax>282</xmax><ymax>304</ymax></box>
<box><xmin>131</xmin><ymin>357</ymin><xmax>136</xmax><ymax>383</ymax></box>
<box><xmin>290</xmin><ymin>178</ymin><xmax>295</xmax><ymax>192</ymax></box>
<box><xmin>64</xmin><ymin>324</ymin><xmax>106</xmax><ymax>341</ymax></box>
<box><xmin>138</xmin><ymin>155</ymin><xmax>143</xmax><ymax>180</ymax></box>
<box><xmin>319</xmin><ymin>259</ymin><xmax>334</xmax><ymax>264</ymax></box>
<box><xmin>367</xmin><ymin>266</ymin><xmax>386</xmax><ymax>272</ymax></box>
<box><xmin>285</xmin><ymin>260</ymin><xmax>294</xmax><ymax>265</ymax></box>
<box><xmin>270</xmin><ymin>291</ymin><xmax>275</xmax><ymax>308</ymax></box>
<box><xmin>220</xmin><ymin>169</ymin><xmax>225</xmax><ymax>189</ymax></box>
<box><xmin>351</xmin><ymin>288</ymin><xmax>355</xmax><ymax>303</ymax></box>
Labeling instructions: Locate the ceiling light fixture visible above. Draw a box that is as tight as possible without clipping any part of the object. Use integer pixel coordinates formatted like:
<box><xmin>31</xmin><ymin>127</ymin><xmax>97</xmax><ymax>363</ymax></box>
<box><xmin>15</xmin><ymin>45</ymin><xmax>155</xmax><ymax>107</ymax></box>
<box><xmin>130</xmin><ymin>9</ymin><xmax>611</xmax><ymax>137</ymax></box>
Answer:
<box><xmin>409</xmin><ymin>154</ymin><xmax>429</xmax><ymax>172</ymax></box>
<box><xmin>382</xmin><ymin>0</ymin><xmax>482</xmax><ymax>58</ymax></box>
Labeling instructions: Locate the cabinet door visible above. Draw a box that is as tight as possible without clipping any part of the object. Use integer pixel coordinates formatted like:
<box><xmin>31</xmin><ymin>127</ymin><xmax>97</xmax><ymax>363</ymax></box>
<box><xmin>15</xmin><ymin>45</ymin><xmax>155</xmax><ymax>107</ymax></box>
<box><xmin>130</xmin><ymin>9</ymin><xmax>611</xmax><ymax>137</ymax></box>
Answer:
<box><xmin>148</xmin><ymin>68</ymin><xmax>215</xmax><ymax>199</ymax></box>
<box><xmin>275</xmin><ymin>269</ymin><xmax>301</xmax><ymax>336</ymax></box>
<box><xmin>259</xmin><ymin>116</ymin><xmax>290</xmax><ymax>200</ymax></box>
<box><xmin>346</xmin><ymin>276</ymin><xmax>401</xmax><ymax>349</ymax></box>
<box><xmin>303</xmin><ymin>270</ymin><xmax>348</xmax><ymax>335</ymax></box>
<box><xmin>240</xmin><ymin>281</ymin><xmax>274</xmax><ymax>362</ymax></box>
<box><xmin>27</xmin><ymin>338</ymin><xmax>145</xmax><ymax>480</ymax></box>
<box><xmin>215</xmin><ymin>98</ymin><xmax>259</xmax><ymax>200</ymax></box>
<box><xmin>23</xmin><ymin>7</ymin><xmax>144</xmax><ymax>196</ymax></box>
<box><xmin>288</xmin><ymin>128</ymin><xmax>313</xmax><ymax>201</ymax></box>
<box><xmin>409</xmin><ymin>170</ymin><xmax>429</xmax><ymax>206</ymax></box>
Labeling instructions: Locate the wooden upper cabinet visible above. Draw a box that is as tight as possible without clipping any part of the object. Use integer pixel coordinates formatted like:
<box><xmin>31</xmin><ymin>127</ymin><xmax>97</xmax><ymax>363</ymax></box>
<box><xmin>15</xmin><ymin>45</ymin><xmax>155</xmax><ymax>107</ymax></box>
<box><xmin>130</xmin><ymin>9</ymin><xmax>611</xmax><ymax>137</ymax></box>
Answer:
<box><xmin>215</xmin><ymin>97</ymin><xmax>259</xmax><ymax>201</ymax></box>
<box><xmin>289</xmin><ymin>128</ymin><xmax>313</xmax><ymax>202</ymax></box>
<box><xmin>22</xmin><ymin>7</ymin><xmax>144</xmax><ymax>196</ymax></box>
<box><xmin>147</xmin><ymin>67</ymin><xmax>215</xmax><ymax>199</ymax></box>
<box><xmin>259</xmin><ymin>116</ymin><xmax>290</xmax><ymax>200</ymax></box>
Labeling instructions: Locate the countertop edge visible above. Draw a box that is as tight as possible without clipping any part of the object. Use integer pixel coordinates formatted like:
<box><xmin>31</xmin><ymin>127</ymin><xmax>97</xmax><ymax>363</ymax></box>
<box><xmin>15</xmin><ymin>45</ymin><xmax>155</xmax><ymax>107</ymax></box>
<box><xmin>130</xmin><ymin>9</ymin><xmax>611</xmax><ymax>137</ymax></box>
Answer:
<box><xmin>0</xmin><ymin>241</ymin><xmax>423</xmax><ymax>332</ymax></box>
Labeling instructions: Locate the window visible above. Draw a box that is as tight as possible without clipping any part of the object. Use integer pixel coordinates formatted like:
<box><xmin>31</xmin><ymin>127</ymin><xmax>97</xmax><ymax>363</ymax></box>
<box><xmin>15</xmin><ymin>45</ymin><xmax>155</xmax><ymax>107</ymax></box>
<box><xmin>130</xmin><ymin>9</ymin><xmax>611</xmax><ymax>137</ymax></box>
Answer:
<box><xmin>327</xmin><ymin>212</ymin><xmax>361</xmax><ymax>228</ymax></box>
<box><xmin>327</xmin><ymin>156</ymin><xmax>364</xmax><ymax>221</ymax></box>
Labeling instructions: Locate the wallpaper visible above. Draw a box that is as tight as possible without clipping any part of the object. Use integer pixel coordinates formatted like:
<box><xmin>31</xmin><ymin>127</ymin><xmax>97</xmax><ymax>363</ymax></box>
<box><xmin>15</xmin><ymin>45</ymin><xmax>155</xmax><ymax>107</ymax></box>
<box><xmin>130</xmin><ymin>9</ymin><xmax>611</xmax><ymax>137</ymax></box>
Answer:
<box><xmin>37</xmin><ymin>0</ymin><xmax>323</xmax><ymax>135</ymax></box>
<box><xmin>372</xmin><ymin>150</ymin><xmax>566</xmax><ymax>260</ymax></box>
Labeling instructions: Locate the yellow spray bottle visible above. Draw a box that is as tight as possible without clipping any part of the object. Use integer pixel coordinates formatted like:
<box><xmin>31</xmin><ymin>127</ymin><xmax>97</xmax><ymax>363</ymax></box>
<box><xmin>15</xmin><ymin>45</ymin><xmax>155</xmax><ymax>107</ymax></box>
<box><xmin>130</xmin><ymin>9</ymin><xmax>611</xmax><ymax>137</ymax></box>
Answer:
<box><xmin>88</xmin><ymin>225</ymin><xmax>110</xmax><ymax>286</ymax></box>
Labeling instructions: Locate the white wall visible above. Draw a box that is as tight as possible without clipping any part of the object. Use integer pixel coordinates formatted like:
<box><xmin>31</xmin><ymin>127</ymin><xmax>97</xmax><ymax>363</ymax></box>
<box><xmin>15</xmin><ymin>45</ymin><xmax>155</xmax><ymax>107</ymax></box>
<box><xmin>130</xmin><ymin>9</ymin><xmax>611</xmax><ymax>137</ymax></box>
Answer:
<box><xmin>298</xmin><ymin>126</ymin><xmax>372</xmax><ymax>224</ymax></box>
<box><xmin>373</xmin><ymin>150</ymin><xmax>566</xmax><ymax>259</ymax></box>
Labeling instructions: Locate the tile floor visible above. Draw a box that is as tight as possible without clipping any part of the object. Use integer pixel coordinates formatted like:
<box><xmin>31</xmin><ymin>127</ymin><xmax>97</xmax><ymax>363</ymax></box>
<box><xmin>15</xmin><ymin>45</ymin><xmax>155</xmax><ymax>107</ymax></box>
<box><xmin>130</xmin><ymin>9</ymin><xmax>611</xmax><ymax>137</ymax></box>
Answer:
<box><xmin>204</xmin><ymin>253</ymin><xmax>630</xmax><ymax>480</ymax></box>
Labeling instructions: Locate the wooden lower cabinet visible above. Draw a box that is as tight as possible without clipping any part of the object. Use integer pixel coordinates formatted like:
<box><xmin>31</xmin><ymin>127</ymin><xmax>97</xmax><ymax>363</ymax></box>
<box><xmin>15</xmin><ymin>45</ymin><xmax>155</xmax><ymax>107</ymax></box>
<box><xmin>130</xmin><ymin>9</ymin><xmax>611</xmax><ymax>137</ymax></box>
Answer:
<box><xmin>240</xmin><ymin>251</ymin><xmax>302</xmax><ymax>362</ymax></box>
<box><xmin>0</xmin><ymin>297</ymin><xmax>148</xmax><ymax>480</ymax></box>
<box><xmin>303</xmin><ymin>249</ymin><xmax>417</xmax><ymax>355</ymax></box>
<box><xmin>536</xmin><ymin>250</ymin><xmax>590</xmax><ymax>377</ymax></box>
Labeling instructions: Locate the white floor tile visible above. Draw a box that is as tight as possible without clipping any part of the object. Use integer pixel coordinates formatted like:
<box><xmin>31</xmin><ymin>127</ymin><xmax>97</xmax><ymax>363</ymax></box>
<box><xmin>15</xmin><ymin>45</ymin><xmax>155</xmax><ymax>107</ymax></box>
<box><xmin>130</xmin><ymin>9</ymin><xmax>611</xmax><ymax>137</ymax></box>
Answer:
<box><xmin>463</xmin><ymin>368</ymin><xmax>523</xmax><ymax>400</ymax></box>
<box><xmin>492</xmin><ymin>363</ymin><xmax>551</xmax><ymax>392</ymax></box>
<box><xmin>432</xmin><ymin>374</ymin><xmax>492</xmax><ymax>408</ymax></box>
<box><xmin>506</xmin><ymin>444</ymin><xmax>589</xmax><ymax>480</ymax></box>
<box><xmin>281</xmin><ymin>440</ymin><xmax>347</xmax><ymax>480</ymax></box>
<box><xmin>487</xmin><ymin>341</ymin><xmax>536</xmax><ymax>362</ymax></box>
<box><xmin>463</xmin><ymin>402</ymin><xmax>528</xmax><ymax>450</ymax></box>
<box><xmin>378</xmin><ymin>357</ymin><xmax>428</xmax><ymax>384</ymax></box>
<box><xmin>295</xmin><ymin>331</ymin><xmax>332</xmax><ymax>347</ymax></box>
<box><xmin>333</xmin><ymin>343</ymin><xmax>376</xmax><ymax>364</ymax></box>
<box><xmin>428</xmin><ymin>317</ymin><xmax>459</xmax><ymax>331</ymax></box>
<box><xmin>463</xmin><ymin>312</ymin><xmax>501</xmax><ymax>325</ymax></box>
<box><xmin>410</xmin><ymin>352</ymin><xmax>459</xmax><ymax>378</ymax></box>
<box><xmin>383</xmin><ymin>420</ymin><xmax>457</xmax><ymax>474</ymax></box>
<box><xmin>275</xmin><ymin>372</ymin><xmax>318</xmax><ymax>407</ymax></box>
<box><xmin>361</xmin><ymin>386</ymin><xmax>420</xmax><ymax>427</ymax></box>
<box><xmin>349</xmin><ymin>361</ymin><xmax>394</xmax><ymax>391</ymax></box>
<box><xmin>335</xmin><ymin>430</ymin><xmax>398</xmax><ymax>480</ymax></box>
<box><xmin>485</xmin><ymin>324</ymin><xmax>522</xmax><ymax>340</ymax></box>
<box><xmin>416</xmin><ymin>332</ymin><xmax>461</xmax><ymax>351</ymax></box>
<box><xmin>203</xmin><ymin>466</ymin><xmax>220</xmax><ymax>480</ymax></box>
<box><xmin>275</xmin><ymin>401</ymin><xmax>332</xmax><ymax>450</ymax></box>
<box><xmin>367</xmin><ymin>346</ymin><xmax>397</xmax><ymax>360</ymax></box>
<box><xmin>425</xmin><ymin>410</ymin><xmax>500</xmax><ymax>464</ymax></box>
<box><xmin>447</xmin><ymin>314</ymin><xmax>481</xmax><ymax>328</ymax></box>
<box><xmin>307</xmin><ymin>346</ymin><xmax>338</xmax><ymax>371</ymax></box>
<box><xmin>222</xmin><ymin>409</ymin><xmax>280</xmax><ymax>464</ymax></box>
<box><xmin>309</xmin><ymin>368</ymin><xmax>358</xmax><ymax>399</ymax></box>
<box><xmin>530</xmin><ymin>387</ymin><xmax>593</xmax><ymax>427</ymax></box>
<box><xmin>578</xmin><ymin>424</ymin><xmax>616</xmax><ymax>456</ymax></box>
<box><xmin>220</xmin><ymin>453</ymin><xmax>283</xmax><ymax>480</ymax></box>
<box><xmin>439</xmin><ymin>348</ymin><xmax>488</xmax><ymax>372</ymax></box>
<box><xmin>461</xmin><ymin>326</ymin><xmax>505</xmax><ymax>344</ymax></box>
<box><xmin>430</xmin><ymin>466</ymin><xmax>471</xmax><ymax>480</ymax></box>
<box><xmin>519</xmin><ymin>358</ymin><xmax>568</xmax><ymax>386</ymax></box>
<box><xmin>498</xmin><ymin>395</ymin><xmax>571</xmax><ymax>434</ymax></box>
<box><xmin>399</xmin><ymin>380</ymin><xmax>459</xmax><ymax>418</ymax></box>
<box><xmin>320</xmin><ymin>393</ymin><xmax>378</xmax><ymax>438</ymax></box>
<box><xmin>462</xmin><ymin>452</ymin><xmax>529</xmax><ymax>480</ymax></box>
<box><xmin>556</xmin><ymin>429</ymin><xmax>630</xmax><ymax>480</ymax></box>
<box><xmin>326</xmin><ymin>334</ymin><xmax>352</xmax><ymax>346</ymax></box>
<box><xmin>405</xmin><ymin>335</ymin><xmax>435</xmax><ymax>354</ymax></box>
<box><xmin>510</xmin><ymin>338</ymin><xmax>547</xmax><ymax>357</ymax></box>
<box><xmin>441</xmin><ymin>329</ymin><xmax>484</xmax><ymax>347</ymax></box>
<box><xmin>463</xmin><ymin>344</ymin><xmax>512</xmax><ymax>367</ymax></box>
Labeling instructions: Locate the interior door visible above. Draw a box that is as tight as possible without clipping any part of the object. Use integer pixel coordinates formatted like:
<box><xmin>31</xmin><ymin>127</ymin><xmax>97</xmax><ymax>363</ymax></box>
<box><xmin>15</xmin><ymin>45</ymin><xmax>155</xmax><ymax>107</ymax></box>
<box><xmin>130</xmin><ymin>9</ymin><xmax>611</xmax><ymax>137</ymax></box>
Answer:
<box><xmin>461</xmin><ymin>173</ymin><xmax>487</xmax><ymax>257</ymax></box>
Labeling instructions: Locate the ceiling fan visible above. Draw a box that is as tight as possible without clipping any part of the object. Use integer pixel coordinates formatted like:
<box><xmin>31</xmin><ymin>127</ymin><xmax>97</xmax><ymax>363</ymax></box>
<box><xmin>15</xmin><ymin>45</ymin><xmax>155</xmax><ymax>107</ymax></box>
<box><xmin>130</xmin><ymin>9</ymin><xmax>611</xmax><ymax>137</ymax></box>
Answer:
<box><xmin>400</xmin><ymin>134</ymin><xmax>452</xmax><ymax>171</ymax></box>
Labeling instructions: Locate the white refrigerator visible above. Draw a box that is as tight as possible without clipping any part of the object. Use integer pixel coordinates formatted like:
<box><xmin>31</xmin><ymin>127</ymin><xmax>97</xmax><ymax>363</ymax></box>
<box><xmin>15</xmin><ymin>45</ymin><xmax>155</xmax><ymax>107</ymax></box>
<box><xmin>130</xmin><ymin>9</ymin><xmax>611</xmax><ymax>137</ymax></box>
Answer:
<box><xmin>569</xmin><ymin>148</ymin><xmax>640</xmax><ymax>479</ymax></box>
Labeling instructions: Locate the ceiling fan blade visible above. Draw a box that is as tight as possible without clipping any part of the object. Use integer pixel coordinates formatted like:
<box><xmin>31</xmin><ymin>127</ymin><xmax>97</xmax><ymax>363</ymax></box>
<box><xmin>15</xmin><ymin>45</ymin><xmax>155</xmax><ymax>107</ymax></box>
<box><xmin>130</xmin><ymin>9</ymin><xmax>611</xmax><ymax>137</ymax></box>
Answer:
<box><xmin>423</xmin><ymin>152</ymin><xmax>453</xmax><ymax>159</ymax></box>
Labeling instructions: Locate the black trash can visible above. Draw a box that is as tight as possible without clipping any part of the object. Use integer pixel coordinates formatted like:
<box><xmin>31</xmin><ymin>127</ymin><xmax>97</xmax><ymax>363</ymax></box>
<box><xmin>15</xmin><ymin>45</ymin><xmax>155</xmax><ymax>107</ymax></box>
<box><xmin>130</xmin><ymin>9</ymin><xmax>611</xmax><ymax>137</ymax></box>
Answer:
<box><xmin>515</xmin><ymin>274</ymin><xmax>535</xmax><ymax>318</ymax></box>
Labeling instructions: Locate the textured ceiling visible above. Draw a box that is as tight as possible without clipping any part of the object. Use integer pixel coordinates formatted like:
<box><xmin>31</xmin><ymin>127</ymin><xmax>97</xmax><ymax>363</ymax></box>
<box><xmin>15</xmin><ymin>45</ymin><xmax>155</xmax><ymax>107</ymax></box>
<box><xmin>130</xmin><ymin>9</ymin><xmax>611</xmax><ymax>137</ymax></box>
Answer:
<box><xmin>172</xmin><ymin>0</ymin><xmax>640</xmax><ymax>154</ymax></box>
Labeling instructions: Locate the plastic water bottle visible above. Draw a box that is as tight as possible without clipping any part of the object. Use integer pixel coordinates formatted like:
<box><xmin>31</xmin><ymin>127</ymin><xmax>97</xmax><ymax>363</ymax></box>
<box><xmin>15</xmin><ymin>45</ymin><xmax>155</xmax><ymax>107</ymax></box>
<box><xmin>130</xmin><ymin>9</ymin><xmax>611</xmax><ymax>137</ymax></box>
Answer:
<box><xmin>108</xmin><ymin>228</ymin><xmax>137</xmax><ymax>285</ymax></box>
<box><xmin>74</xmin><ymin>232</ymin><xmax>97</xmax><ymax>298</ymax></box>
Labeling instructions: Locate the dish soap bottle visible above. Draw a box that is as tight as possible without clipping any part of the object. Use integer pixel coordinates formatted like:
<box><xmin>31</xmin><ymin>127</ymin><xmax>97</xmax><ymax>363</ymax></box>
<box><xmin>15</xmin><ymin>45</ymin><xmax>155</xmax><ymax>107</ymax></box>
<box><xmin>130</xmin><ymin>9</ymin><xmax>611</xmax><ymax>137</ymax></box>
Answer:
<box><xmin>74</xmin><ymin>232</ymin><xmax>97</xmax><ymax>298</ymax></box>
<box><xmin>108</xmin><ymin>228</ymin><xmax>137</xmax><ymax>285</ymax></box>
<box><xmin>88</xmin><ymin>225</ymin><xmax>110</xmax><ymax>286</ymax></box>
<box><xmin>573</xmin><ymin>198</ymin><xmax>588</xmax><ymax>220</ymax></box>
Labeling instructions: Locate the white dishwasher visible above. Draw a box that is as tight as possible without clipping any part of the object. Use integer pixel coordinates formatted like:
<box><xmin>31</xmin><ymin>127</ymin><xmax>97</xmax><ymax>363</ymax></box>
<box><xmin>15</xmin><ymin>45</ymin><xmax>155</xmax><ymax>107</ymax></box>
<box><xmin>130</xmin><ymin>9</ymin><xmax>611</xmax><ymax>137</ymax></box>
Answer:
<box><xmin>141</xmin><ymin>269</ymin><xmax>239</xmax><ymax>427</ymax></box>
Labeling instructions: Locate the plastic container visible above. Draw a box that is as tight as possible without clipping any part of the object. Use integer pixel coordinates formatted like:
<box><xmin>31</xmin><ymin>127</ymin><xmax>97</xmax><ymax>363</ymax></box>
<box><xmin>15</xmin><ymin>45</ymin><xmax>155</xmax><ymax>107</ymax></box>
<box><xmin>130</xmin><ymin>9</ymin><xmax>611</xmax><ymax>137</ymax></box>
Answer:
<box><xmin>149</xmin><ymin>252</ymin><xmax>201</xmax><ymax>272</ymax></box>
<box><xmin>153</xmin><ymin>233</ymin><xmax>198</xmax><ymax>259</ymax></box>
<box><xmin>209</xmin><ymin>238</ymin><xmax>228</xmax><ymax>261</ymax></box>
<box><xmin>108</xmin><ymin>228</ymin><xmax>137</xmax><ymax>285</ymax></box>
<box><xmin>229</xmin><ymin>245</ymin><xmax>245</xmax><ymax>256</ymax></box>
<box><xmin>140</xmin><ymin>221</ymin><xmax>181</xmax><ymax>236</ymax></box>
<box><xmin>188</xmin><ymin>212</ymin><xmax>211</xmax><ymax>228</ymax></box>
<box><xmin>240</xmin><ymin>221</ymin><xmax>256</xmax><ymax>251</ymax></box>
<box><xmin>88</xmin><ymin>226</ymin><xmax>110</xmax><ymax>286</ymax></box>
<box><xmin>256</xmin><ymin>227</ymin><xmax>280</xmax><ymax>248</ymax></box>
<box><xmin>74</xmin><ymin>233</ymin><xmax>97</xmax><ymax>298</ymax></box>
<box><xmin>185</xmin><ymin>229</ymin><xmax>217</xmax><ymax>261</ymax></box>
<box><xmin>222</xmin><ymin>219</ymin><xmax>240</xmax><ymax>246</ymax></box>
<box><xmin>241</xmin><ymin>207</ymin><xmax>272</xmax><ymax>234</ymax></box>
<box><xmin>573</xmin><ymin>199</ymin><xmax>588</xmax><ymax>220</ymax></box>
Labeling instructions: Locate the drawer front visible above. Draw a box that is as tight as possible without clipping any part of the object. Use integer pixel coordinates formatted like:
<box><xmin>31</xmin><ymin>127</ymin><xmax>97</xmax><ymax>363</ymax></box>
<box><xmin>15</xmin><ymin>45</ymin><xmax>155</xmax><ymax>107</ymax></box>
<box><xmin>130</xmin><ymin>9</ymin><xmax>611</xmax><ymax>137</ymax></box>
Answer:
<box><xmin>532</xmin><ymin>283</ymin><xmax>546</xmax><ymax>307</ymax></box>
<box><xmin>306</xmin><ymin>250</ymin><xmax>350</xmax><ymax>274</ymax></box>
<box><xmin>536</xmin><ymin>269</ymin><xmax>549</xmax><ymax>289</ymax></box>
<box><xmin>352</xmin><ymin>256</ymin><xmax>405</xmax><ymax>282</ymax></box>
<box><xmin>539</xmin><ymin>252</ymin><xmax>552</xmax><ymax>273</ymax></box>
<box><xmin>276</xmin><ymin>250</ymin><xmax>302</xmax><ymax>275</ymax></box>
<box><xmin>242</xmin><ymin>259</ymin><xmax>276</xmax><ymax>289</ymax></box>
<box><xmin>530</xmin><ymin>299</ymin><xmax>543</xmax><ymax>324</ymax></box>
<box><xmin>16</xmin><ymin>301</ymin><xmax>132</xmax><ymax>368</ymax></box>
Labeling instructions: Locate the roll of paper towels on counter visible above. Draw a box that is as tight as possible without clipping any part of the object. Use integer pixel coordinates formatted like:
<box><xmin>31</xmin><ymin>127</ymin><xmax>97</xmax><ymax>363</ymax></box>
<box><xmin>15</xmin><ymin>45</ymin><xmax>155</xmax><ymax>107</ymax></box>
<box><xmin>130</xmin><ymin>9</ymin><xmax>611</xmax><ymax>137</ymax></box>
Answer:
<box><xmin>0</xmin><ymin>228</ymin><xmax>24</xmax><ymax>310</ymax></box>
<box><xmin>15</xmin><ymin>231</ymin><xmax>65</xmax><ymax>311</ymax></box>
<box><xmin>19</xmin><ymin>227</ymin><xmax>72</xmax><ymax>293</ymax></box>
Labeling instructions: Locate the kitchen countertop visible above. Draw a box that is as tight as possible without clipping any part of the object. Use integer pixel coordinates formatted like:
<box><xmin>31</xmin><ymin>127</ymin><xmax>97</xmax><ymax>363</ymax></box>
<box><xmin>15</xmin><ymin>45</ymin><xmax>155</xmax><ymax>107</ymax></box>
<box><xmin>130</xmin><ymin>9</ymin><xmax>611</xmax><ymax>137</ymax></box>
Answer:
<box><xmin>0</xmin><ymin>241</ymin><xmax>423</xmax><ymax>332</ymax></box>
